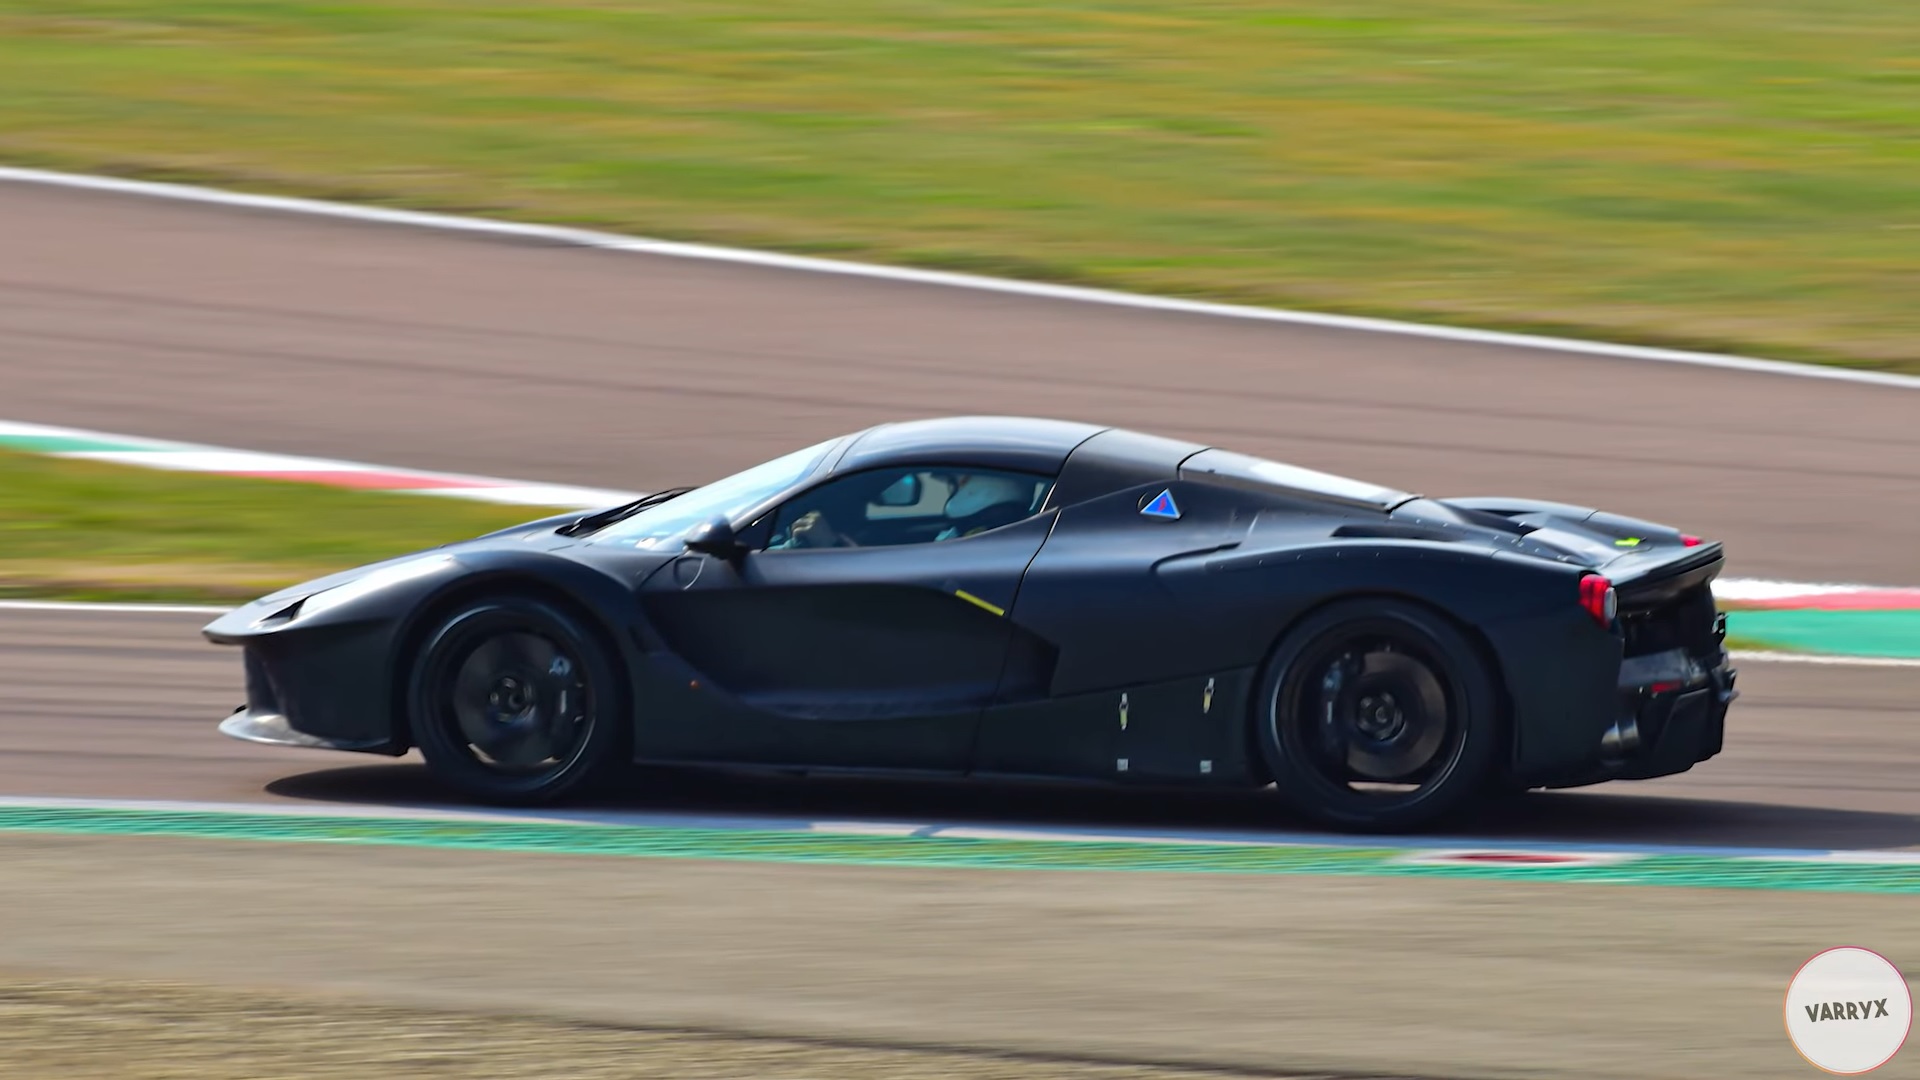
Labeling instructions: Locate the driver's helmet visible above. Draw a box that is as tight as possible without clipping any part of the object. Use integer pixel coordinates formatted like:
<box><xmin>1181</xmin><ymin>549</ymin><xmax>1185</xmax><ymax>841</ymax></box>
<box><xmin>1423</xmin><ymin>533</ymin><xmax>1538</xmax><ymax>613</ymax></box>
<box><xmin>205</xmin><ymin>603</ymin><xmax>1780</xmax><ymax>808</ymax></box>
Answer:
<box><xmin>945</xmin><ymin>473</ymin><xmax>1029</xmax><ymax>519</ymax></box>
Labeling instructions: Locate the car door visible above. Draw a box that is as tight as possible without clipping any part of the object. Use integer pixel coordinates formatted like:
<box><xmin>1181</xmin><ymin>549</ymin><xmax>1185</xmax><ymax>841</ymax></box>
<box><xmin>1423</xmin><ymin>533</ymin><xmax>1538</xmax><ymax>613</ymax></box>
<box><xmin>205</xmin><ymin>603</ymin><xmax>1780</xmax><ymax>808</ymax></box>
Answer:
<box><xmin>971</xmin><ymin>477</ymin><xmax>1256</xmax><ymax>782</ymax></box>
<box><xmin>633</xmin><ymin>464</ymin><xmax>1059</xmax><ymax>773</ymax></box>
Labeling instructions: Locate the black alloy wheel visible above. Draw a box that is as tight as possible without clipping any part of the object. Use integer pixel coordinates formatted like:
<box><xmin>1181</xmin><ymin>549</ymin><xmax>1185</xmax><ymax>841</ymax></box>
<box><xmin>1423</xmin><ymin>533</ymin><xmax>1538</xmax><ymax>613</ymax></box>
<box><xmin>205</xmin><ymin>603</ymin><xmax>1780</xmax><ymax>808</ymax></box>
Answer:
<box><xmin>408</xmin><ymin>594</ymin><xmax>627</xmax><ymax>805</ymax></box>
<box><xmin>1254</xmin><ymin>598</ymin><xmax>1501</xmax><ymax>831</ymax></box>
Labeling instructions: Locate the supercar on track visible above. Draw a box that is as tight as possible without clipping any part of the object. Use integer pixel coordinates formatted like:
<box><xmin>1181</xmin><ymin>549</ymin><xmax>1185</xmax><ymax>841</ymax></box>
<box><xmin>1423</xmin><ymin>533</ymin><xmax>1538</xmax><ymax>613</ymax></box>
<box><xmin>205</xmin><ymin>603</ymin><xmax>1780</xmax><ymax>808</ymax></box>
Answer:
<box><xmin>206</xmin><ymin>416</ymin><xmax>1737</xmax><ymax>830</ymax></box>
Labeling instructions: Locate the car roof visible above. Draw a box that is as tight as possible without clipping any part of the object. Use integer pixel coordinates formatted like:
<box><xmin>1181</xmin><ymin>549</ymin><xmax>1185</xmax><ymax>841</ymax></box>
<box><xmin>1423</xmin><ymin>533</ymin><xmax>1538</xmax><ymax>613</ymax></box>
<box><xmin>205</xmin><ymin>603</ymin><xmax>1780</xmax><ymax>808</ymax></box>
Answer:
<box><xmin>817</xmin><ymin>415</ymin><xmax>1403</xmax><ymax>512</ymax></box>
<box><xmin>829</xmin><ymin>415</ymin><xmax>1109</xmax><ymax>475</ymax></box>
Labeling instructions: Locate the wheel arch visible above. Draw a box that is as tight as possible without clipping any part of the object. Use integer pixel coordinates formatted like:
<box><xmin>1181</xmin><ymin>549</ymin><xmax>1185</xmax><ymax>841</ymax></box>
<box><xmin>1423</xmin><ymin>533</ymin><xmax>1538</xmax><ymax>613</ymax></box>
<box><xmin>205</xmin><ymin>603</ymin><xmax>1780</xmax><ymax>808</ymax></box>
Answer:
<box><xmin>1238</xmin><ymin>587</ymin><xmax>1514</xmax><ymax>788</ymax></box>
<box><xmin>385</xmin><ymin>571</ymin><xmax>634</xmax><ymax>753</ymax></box>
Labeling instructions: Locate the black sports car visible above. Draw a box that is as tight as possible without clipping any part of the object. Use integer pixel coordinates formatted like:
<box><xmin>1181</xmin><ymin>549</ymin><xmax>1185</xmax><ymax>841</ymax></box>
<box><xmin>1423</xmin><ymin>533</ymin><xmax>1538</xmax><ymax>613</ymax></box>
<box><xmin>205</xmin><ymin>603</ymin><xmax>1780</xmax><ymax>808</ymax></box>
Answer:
<box><xmin>206</xmin><ymin>416</ymin><xmax>1737</xmax><ymax>830</ymax></box>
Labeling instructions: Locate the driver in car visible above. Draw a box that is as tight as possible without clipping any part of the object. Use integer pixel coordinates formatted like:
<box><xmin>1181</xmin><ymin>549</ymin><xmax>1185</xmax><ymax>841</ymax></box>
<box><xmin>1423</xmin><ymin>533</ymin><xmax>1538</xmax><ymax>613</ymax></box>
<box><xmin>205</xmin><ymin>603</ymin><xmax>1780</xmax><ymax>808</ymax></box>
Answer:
<box><xmin>775</xmin><ymin>472</ymin><xmax>1032</xmax><ymax>549</ymax></box>
<box><xmin>932</xmin><ymin>473</ymin><xmax>1033</xmax><ymax>540</ymax></box>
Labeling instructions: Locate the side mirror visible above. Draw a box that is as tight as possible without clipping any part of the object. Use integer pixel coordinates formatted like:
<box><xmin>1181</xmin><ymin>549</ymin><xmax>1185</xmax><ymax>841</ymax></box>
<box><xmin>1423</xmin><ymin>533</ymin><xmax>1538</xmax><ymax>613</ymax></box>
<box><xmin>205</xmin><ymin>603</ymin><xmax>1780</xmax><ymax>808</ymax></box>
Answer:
<box><xmin>684</xmin><ymin>516</ymin><xmax>747</xmax><ymax>560</ymax></box>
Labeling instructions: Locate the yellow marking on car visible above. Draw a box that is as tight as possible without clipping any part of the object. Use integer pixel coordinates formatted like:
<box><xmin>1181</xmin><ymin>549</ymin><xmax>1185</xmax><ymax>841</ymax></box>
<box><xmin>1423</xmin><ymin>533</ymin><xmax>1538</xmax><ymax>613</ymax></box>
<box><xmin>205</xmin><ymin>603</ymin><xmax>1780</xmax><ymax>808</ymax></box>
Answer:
<box><xmin>1615</xmin><ymin>537</ymin><xmax>1643</xmax><ymax>547</ymax></box>
<box><xmin>953</xmin><ymin>589</ymin><xmax>1005</xmax><ymax>616</ymax></box>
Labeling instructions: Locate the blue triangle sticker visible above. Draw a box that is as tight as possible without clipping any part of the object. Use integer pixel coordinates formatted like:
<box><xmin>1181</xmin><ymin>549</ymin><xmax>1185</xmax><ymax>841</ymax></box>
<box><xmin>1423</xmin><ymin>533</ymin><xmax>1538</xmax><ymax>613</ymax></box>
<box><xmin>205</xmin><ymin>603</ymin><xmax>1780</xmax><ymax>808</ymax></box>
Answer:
<box><xmin>1141</xmin><ymin>489</ymin><xmax>1181</xmax><ymax>520</ymax></box>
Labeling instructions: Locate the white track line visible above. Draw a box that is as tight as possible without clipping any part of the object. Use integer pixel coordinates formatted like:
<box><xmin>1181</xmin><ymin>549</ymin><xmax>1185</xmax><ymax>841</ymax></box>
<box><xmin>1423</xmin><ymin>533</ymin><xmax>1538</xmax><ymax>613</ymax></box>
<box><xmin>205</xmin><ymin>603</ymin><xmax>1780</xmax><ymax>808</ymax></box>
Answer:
<box><xmin>0</xmin><ymin>599</ymin><xmax>230</xmax><ymax>615</ymax></box>
<box><xmin>1712</xmin><ymin>579</ymin><xmax>1882</xmax><ymax>602</ymax></box>
<box><xmin>0</xmin><ymin>418</ymin><xmax>639</xmax><ymax>510</ymax></box>
<box><xmin>1727</xmin><ymin>650</ymin><xmax>1920</xmax><ymax>669</ymax></box>
<box><xmin>4</xmin><ymin>165</ymin><xmax>1917</xmax><ymax>391</ymax></box>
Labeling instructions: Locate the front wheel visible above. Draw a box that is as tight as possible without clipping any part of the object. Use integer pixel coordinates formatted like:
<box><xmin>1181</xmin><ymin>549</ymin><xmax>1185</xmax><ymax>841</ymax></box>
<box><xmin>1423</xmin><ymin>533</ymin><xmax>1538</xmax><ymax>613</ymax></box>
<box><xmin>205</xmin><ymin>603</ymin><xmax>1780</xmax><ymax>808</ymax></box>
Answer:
<box><xmin>407</xmin><ymin>594</ymin><xmax>628</xmax><ymax>805</ymax></box>
<box><xmin>1253</xmin><ymin>599</ymin><xmax>1501</xmax><ymax>832</ymax></box>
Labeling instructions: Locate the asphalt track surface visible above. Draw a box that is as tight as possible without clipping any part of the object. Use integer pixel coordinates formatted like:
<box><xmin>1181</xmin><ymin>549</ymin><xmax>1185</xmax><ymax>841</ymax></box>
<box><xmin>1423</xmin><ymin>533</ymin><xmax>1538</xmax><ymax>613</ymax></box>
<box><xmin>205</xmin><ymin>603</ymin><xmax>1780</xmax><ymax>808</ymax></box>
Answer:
<box><xmin>2</xmin><ymin>181</ymin><xmax>1919</xmax><ymax>1078</ymax></box>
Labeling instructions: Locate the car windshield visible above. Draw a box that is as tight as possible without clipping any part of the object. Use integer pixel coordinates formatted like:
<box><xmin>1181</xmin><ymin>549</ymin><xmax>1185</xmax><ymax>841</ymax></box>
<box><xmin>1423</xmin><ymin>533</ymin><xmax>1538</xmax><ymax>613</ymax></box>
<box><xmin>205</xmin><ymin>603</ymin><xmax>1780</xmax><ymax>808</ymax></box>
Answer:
<box><xmin>588</xmin><ymin>439</ymin><xmax>839</xmax><ymax>547</ymax></box>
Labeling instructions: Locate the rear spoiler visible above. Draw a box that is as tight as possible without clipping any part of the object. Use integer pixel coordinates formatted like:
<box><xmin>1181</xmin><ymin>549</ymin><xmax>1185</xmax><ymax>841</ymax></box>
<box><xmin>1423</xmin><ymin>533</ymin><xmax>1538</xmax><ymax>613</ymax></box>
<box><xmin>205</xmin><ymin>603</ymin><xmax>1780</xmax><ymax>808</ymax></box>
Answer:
<box><xmin>1605</xmin><ymin>542</ymin><xmax>1724</xmax><ymax>608</ymax></box>
<box><xmin>1437</xmin><ymin>495</ymin><xmax>1724</xmax><ymax>606</ymax></box>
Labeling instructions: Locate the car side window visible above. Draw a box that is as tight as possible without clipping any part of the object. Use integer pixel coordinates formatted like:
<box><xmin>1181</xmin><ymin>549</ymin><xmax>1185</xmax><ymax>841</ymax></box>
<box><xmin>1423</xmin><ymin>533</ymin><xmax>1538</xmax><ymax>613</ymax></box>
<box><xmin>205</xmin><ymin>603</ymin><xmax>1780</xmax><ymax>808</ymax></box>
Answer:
<box><xmin>761</xmin><ymin>466</ymin><xmax>1053</xmax><ymax>551</ymax></box>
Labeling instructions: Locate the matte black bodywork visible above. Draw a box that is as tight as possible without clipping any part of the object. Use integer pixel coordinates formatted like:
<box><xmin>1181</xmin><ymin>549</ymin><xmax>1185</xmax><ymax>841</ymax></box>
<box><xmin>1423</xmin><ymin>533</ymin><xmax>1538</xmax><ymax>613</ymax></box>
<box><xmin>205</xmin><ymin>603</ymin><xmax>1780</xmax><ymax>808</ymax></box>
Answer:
<box><xmin>207</xmin><ymin>416</ymin><xmax>1737</xmax><ymax>795</ymax></box>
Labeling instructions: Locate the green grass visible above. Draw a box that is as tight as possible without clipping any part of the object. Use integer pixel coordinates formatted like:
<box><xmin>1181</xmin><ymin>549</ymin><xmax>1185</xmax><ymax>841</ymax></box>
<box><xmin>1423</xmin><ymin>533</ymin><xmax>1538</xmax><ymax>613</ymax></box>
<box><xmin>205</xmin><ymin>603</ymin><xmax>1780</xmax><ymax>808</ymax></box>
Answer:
<box><xmin>2</xmin><ymin>2</ymin><xmax>1918</xmax><ymax>368</ymax></box>
<box><xmin>0</xmin><ymin>449</ymin><xmax>543</xmax><ymax>602</ymax></box>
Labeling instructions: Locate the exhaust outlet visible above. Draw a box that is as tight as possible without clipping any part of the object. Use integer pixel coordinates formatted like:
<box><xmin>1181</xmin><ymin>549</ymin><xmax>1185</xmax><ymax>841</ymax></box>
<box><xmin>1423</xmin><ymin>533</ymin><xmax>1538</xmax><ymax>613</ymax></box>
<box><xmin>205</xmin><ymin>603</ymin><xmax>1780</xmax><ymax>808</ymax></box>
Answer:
<box><xmin>1600</xmin><ymin>715</ymin><xmax>1641</xmax><ymax>758</ymax></box>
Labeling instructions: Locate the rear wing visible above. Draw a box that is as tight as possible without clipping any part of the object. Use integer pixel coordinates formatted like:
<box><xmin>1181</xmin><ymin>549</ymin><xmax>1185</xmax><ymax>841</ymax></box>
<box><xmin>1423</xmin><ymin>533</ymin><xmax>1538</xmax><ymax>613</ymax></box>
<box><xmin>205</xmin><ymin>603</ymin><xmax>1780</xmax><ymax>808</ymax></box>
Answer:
<box><xmin>1605</xmin><ymin>542</ymin><xmax>1725</xmax><ymax>609</ymax></box>
<box><xmin>1436</xmin><ymin>495</ymin><xmax>1723</xmax><ymax>608</ymax></box>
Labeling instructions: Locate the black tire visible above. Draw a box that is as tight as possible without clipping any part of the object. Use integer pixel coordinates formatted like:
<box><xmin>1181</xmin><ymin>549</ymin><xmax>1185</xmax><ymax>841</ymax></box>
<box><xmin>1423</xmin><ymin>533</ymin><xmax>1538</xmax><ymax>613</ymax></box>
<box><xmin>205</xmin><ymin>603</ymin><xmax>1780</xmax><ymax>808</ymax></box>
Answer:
<box><xmin>407</xmin><ymin>593</ymin><xmax>628</xmax><ymax>806</ymax></box>
<box><xmin>1253</xmin><ymin>598</ymin><xmax>1501</xmax><ymax>832</ymax></box>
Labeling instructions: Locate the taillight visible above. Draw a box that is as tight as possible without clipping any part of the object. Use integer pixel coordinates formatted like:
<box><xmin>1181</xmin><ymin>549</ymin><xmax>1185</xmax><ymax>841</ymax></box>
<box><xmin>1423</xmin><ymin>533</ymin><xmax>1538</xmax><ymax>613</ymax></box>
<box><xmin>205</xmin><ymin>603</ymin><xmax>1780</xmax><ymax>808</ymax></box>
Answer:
<box><xmin>1680</xmin><ymin>534</ymin><xmax>1703</xmax><ymax>547</ymax></box>
<box><xmin>1579</xmin><ymin>574</ymin><xmax>1617</xmax><ymax>628</ymax></box>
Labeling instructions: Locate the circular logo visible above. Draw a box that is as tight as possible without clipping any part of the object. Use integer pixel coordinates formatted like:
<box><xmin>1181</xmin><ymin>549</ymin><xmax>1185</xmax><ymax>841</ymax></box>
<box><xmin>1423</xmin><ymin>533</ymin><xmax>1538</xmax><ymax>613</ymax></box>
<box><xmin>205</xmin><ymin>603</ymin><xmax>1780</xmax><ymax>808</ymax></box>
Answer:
<box><xmin>1785</xmin><ymin>947</ymin><xmax>1912</xmax><ymax>1074</ymax></box>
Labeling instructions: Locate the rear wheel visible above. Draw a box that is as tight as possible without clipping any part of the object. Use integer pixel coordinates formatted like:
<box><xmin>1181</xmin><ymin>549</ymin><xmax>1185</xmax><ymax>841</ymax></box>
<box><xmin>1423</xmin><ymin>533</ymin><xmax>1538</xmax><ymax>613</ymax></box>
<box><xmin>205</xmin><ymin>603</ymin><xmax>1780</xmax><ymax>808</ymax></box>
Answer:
<box><xmin>408</xmin><ymin>594</ymin><xmax>628</xmax><ymax>805</ymax></box>
<box><xmin>1254</xmin><ymin>599</ymin><xmax>1501</xmax><ymax>831</ymax></box>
